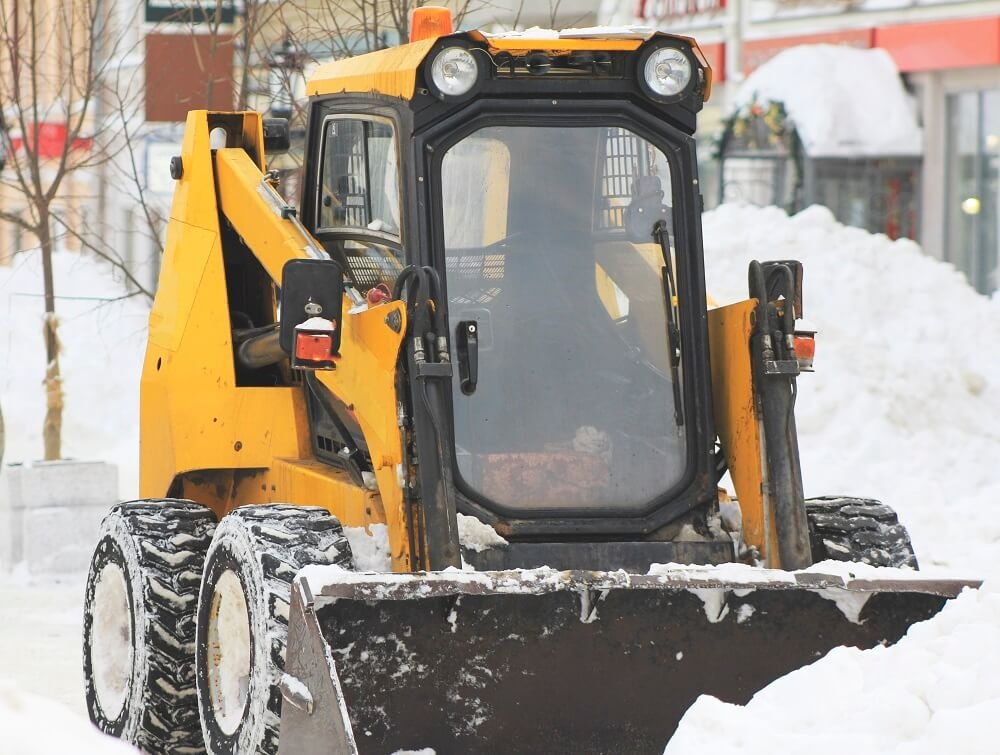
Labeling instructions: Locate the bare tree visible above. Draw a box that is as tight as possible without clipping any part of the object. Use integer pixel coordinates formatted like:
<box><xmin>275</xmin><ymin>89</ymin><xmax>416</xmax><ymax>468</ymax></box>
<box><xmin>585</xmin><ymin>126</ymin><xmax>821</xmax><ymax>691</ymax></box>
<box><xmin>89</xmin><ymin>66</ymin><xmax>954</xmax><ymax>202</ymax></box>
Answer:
<box><xmin>280</xmin><ymin>1</ymin><xmax>482</xmax><ymax>63</ymax></box>
<box><xmin>0</xmin><ymin>0</ymin><xmax>127</xmax><ymax>460</ymax></box>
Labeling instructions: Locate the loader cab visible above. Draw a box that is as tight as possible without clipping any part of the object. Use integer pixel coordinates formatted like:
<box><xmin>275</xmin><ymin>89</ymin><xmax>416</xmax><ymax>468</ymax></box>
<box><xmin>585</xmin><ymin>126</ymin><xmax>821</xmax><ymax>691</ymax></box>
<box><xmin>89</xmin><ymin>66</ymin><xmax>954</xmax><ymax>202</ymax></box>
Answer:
<box><xmin>300</xmin><ymin>28</ymin><xmax>723</xmax><ymax>567</ymax></box>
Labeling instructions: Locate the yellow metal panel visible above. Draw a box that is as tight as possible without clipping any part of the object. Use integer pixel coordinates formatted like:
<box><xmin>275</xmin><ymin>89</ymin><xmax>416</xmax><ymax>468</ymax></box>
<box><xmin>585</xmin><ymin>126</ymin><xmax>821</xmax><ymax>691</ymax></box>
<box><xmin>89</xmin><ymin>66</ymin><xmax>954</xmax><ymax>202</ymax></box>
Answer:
<box><xmin>307</xmin><ymin>38</ymin><xmax>438</xmax><ymax>99</ymax></box>
<box><xmin>707</xmin><ymin>299</ymin><xmax>779</xmax><ymax>566</ymax></box>
<box><xmin>314</xmin><ymin>301</ymin><xmax>411</xmax><ymax>570</ymax></box>
<box><xmin>176</xmin><ymin>461</ymin><xmax>386</xmax><ymax>531</ymax></box>
<box><xmin>166</xmin><ymin>112</ymin><xmax>227</xmax><ymax>232</ymax></box>
<box><xmin>147</xmin><ymin>222</ymin><xmax>215</xmax><ymax>352</ymax></box>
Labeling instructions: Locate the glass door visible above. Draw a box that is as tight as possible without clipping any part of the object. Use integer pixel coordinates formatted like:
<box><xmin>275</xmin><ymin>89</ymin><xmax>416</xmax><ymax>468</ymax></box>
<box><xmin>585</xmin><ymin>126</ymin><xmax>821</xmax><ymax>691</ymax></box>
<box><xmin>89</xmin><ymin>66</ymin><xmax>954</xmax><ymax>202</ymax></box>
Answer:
<box><xmin>945</xmin><ymin>90</ymin><xmax>1000</xmax><ymax>294</ymax></box>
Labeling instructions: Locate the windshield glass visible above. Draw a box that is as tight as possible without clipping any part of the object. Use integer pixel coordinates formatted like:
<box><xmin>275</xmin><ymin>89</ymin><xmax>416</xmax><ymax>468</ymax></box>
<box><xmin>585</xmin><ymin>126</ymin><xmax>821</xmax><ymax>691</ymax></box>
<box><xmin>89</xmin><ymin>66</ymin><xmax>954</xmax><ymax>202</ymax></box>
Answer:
<box><xmin>441</xmin><ymin>125</ymin><xmax>687</xmax><ymax>513</ymax></box>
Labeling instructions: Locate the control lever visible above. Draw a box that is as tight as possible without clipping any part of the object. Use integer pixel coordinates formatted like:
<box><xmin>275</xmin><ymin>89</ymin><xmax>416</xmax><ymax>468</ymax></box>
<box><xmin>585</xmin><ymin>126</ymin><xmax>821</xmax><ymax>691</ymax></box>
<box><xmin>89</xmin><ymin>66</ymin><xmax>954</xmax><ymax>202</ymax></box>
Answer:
<box><xmin>456</xmin><ymin>320</ymin><xmax>479</xmax><ymax>395</ymax></box>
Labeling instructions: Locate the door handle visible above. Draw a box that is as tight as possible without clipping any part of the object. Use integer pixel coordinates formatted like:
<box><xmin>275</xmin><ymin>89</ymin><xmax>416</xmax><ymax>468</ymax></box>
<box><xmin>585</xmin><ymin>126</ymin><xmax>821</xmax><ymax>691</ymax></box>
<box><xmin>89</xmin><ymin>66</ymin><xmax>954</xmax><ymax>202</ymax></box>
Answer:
<box><xmin>456</xmin><ymin>320</ymin><xmax>479</xmax><ymax>395</ymax></box>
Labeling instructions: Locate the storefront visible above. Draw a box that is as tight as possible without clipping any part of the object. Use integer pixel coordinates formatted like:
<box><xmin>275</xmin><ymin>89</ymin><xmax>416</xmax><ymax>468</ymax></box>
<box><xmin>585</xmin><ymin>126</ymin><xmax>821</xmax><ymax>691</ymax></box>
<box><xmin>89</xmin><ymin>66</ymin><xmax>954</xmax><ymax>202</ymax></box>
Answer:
<box><xmin>942</xmin><ymin>88</ymin><xmax>999</xmax><ymax>293</ymax></box>
<box><xmin>605</xmin><ymin>1</ymin><xmax>1000</xmax><ymax>294</ymax></box>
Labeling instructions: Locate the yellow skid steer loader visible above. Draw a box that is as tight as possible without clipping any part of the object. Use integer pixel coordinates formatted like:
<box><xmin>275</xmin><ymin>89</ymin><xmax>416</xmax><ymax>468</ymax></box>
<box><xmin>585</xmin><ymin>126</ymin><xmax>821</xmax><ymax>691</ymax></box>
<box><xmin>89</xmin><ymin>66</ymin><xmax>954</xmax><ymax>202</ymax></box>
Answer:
<box><xmin>82</xmin><ymin>9</ymin><xmax>976</xmax><ymax>754</ymax></box>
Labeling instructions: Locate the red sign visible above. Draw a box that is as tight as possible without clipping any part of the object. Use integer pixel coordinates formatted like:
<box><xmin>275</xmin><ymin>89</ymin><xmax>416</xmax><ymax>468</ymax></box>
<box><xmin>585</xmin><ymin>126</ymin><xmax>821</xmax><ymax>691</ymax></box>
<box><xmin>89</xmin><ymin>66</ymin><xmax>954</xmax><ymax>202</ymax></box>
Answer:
<box><xmin>697</xmin><ymin>41</ymin><xmax>726</xmax><ymax>83</ymax></box>
<box><xmin>875</xmin><ymin>17</ymin><xmax>1000</xmax><ymax>72</ymax></box>
<box><xmin>145</xmin><ymin>33</ymin><xmax>234</xmax><ymax>123</ymax></box>
<box><xmin>635</xmin><ymin>0</ymin><xmax>726</xmax><ymax>19</ymax></box>
<box><xmin>8</xmin><ymin>123</ymin><xmax>93</xmax><ymax>159</ymax></box>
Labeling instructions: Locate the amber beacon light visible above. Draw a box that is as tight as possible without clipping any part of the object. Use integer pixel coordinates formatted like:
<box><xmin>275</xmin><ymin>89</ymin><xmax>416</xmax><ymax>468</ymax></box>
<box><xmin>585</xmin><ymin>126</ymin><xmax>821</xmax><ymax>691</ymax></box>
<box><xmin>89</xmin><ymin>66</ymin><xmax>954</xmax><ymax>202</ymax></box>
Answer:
<box><xmin>410</xmin><ymin>6</ymin><xmax>453</xmax><ymax>42</ymax></box>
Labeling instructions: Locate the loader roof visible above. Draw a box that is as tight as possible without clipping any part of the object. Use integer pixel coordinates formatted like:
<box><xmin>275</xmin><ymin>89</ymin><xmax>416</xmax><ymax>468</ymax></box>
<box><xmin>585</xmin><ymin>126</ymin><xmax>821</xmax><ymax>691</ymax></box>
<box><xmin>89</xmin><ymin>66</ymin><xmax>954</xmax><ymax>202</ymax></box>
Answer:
<box><xmin>306</xmin><ymin>29</ymin><xmax>713</xmax><ymax>101</ymax></box>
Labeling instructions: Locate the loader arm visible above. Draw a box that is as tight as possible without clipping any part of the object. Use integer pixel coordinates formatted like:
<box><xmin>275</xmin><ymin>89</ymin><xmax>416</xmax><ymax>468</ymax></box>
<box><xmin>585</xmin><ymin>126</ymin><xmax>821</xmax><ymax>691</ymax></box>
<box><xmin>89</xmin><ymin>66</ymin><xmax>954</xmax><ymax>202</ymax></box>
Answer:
<box><xmin>141</xmin><ymin>111</ymin><xmax>415</xmax><ymax>569</ymax></box>
<box><xmin>213</xmin><ymin>147</ymin><xmax>414</xmax><ymax>569</ymax></box>
<box><xmin>708</xmin><ymin>300</ymin><xmax>779</xmax><ymax>564</ymax></box>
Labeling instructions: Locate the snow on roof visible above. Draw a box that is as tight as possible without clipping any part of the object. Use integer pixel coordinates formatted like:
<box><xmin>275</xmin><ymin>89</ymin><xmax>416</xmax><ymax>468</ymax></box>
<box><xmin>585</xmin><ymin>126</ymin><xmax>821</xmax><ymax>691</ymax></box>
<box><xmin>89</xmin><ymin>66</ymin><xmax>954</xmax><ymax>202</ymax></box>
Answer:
<box><xmin>484</xmin><ymin>25</ymin><xmax>654</xmax><ymax>40</ymax></box>
<box><xmin>733</xmin><ymin>44</ymin><xmax>922</xmax><ymax>158</ymax></box>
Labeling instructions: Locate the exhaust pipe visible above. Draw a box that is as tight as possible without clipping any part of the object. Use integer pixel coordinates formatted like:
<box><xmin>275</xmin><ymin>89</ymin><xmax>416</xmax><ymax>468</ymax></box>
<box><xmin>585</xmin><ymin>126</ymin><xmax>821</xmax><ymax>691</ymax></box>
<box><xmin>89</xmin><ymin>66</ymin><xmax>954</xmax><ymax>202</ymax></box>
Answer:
<box><xmin>235</xmin><ymin>326</ymin><xmax>286</xmax><ymax>369</ymax></box>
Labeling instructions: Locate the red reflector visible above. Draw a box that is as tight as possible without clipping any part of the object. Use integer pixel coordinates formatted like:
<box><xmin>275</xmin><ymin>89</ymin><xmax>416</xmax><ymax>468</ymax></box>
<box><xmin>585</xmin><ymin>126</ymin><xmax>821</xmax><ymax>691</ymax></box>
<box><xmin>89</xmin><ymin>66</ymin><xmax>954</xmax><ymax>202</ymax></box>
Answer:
<box><xmin>794</xmin><ymin>333</ymin><xmax>816</xmax><ymax>372</ymax></box>
<box><xmin>793</xmin><ymin>335</ymin><xmax>815</xmax><ymax>360</ymax></box>
<box><xmin>295</xmin><ymin>332</ymin><xmax>334</xmax><ymax>362</ymax></box>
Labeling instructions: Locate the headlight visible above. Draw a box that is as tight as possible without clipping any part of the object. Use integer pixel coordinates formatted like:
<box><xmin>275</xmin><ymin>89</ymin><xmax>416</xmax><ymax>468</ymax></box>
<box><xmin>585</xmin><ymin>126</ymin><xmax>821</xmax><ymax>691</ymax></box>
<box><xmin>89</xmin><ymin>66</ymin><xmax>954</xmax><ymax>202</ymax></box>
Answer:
<box><xmin>643</xmin><ymin>46</ymin><xmax>692</xmax><ymax>98</ymax></box>
<box><xmin>429</xmin><ymin>46</ymin><xmax>479</xmax><ymax>97</ymax></box>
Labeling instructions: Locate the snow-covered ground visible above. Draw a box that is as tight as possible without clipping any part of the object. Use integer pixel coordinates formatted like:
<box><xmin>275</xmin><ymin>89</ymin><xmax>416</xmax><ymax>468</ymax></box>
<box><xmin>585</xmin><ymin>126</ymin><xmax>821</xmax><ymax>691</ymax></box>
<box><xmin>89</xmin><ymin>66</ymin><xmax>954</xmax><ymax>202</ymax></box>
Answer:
<box><xmin>0</xmin><ymin>571</ymin><xmax>139</xmax><ymax>753</ymax></box>
<box><xmin>2</xmin><ymin>203</ymin><xmax>998</xmax><ymax>751</ymax></box>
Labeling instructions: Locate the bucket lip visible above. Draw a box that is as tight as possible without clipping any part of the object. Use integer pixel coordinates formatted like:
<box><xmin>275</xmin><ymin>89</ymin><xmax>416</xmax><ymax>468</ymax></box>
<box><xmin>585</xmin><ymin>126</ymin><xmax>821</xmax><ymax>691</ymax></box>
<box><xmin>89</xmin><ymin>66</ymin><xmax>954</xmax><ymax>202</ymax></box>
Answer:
<box><xmin>295</xmin><ymin>564</ymin><xmax>980</xmax><ymax>604</ymax></box>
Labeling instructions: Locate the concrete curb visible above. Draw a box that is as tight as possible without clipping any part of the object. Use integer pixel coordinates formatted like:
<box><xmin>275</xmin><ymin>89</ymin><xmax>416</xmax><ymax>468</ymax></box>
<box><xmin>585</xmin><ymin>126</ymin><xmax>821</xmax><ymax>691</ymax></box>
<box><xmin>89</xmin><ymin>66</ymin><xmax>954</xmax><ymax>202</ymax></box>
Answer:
<box><xmin>0</xmin><ymin>460</ymin><xmax>118</xmax><ymax>574</ymax></box>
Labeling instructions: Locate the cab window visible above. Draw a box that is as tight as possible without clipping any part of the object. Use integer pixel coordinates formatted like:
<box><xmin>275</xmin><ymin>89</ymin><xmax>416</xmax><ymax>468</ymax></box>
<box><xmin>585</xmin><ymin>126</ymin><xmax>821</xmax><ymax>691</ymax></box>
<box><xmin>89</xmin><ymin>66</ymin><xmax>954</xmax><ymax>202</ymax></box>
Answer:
<box><xmin>317</xmin><ymin>117</ymin><xmax>400</xmax><ymax>237</ymax></box>
<box><xmin>316</xmin><ymin>116</ymin><xmax>403</xmax><ymax>294</ymax></box>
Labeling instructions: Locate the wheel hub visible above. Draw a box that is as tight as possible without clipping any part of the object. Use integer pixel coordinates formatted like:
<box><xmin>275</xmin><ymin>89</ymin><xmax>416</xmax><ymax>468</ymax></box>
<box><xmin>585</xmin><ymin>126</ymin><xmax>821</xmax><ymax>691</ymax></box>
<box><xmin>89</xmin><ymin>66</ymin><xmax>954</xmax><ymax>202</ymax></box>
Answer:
<box><xmin>207</xmin><ymin>569</ymin><xmax>252</xmax><ymax>736</ymax></box>
<box><xmin>91</xmin><ymin>563</ymin><xmax>133</xmax><ymax>719</ymax></box>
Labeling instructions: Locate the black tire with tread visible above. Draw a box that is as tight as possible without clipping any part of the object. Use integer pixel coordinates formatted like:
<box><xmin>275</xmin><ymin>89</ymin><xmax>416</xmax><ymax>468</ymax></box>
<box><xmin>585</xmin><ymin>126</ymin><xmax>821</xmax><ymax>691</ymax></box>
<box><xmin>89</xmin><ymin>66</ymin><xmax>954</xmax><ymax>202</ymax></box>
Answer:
<box><xmin>805</xmin><ymin>495</ymin><xmax>918</xmax><ymax>569</ymax></box>
<box><xmin>84</xmin><ymin>499</ymin><xmax>217</xmax><ymax>754</ymax></box>
<box><xmin>195</xmin><ymin>504</ymin><xmax>353</xmax><ymax>755</ymax></box>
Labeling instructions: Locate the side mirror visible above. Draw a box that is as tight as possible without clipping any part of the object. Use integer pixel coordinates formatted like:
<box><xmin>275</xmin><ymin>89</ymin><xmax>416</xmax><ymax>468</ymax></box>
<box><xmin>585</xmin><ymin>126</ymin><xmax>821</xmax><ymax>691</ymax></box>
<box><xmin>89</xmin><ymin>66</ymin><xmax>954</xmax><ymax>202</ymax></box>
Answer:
<box><xmin>263</xmin><ymin>117</ymin><xmax>291</xmax><ymax>155</ymax></box>
<box><xmin>280</xmin><ymin>258</ymin><xmax>345</xmax><ymax>369</ymax></box>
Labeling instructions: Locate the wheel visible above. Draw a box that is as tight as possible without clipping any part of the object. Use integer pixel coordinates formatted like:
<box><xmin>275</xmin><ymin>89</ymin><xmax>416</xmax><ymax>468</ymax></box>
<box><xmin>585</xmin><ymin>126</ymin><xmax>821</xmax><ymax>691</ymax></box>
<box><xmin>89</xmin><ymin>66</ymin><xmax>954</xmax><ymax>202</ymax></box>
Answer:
<box><xmin>805</xmin><ymin>496</ymin><xmax>918</xmax><ymax>569</ymax></box>
<box><xmin>195</xmin><ymin>505</ymin><xmax>353</xmax><ymax>755</ymax></box>
<box><xmin>83</xmin><ymin>499</ymin><xmax>217</xmax><ymax>752</ymax></box>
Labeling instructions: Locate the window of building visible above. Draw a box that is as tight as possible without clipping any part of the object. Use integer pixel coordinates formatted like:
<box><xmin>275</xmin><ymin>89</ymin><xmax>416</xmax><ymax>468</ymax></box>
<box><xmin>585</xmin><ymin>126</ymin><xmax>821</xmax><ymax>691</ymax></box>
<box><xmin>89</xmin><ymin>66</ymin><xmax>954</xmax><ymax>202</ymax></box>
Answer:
<box><xmin>945</xmin><ymin>89</ymin><xmax>1000</xmax><ymax>294</ymax></box>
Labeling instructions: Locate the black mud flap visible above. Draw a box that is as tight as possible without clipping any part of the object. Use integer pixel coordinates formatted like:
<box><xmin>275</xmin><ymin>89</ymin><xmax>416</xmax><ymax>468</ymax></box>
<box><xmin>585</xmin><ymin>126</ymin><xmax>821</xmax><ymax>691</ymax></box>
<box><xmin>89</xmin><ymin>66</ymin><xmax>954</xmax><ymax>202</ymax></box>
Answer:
<box><xmin>277</xmin><ymin>568</ymin><xmax>977</xmax><ymax>755</ymax></box>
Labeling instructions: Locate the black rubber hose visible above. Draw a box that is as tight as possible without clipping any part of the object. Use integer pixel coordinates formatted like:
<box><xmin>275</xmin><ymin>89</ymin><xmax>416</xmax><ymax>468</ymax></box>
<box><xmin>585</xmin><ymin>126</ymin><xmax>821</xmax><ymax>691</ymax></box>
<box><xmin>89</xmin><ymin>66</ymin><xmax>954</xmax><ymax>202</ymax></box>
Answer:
<box><xmin>780</xmin><ymin>263</ymin><xmax>796</xmax><ymax>346</ymax></box>
<box><xmin>422</xmin><ymin>265</ymin><xmax>447</xmax><ymax>335</ymax></box>
<box><xmin>748</xmin><ymin>260</ymin><xmax>769</xmax><ymax>337</ymax></box>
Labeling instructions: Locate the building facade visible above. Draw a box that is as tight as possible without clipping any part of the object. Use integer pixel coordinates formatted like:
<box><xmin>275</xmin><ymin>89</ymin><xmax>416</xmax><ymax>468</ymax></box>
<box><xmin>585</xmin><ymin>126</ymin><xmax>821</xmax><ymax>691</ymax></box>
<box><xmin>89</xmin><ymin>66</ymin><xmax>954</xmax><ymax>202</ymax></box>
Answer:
<box><xmin>601</xmin><ymin>0</ymin><xmax>1000</xmax><ymax>294</ymax></box>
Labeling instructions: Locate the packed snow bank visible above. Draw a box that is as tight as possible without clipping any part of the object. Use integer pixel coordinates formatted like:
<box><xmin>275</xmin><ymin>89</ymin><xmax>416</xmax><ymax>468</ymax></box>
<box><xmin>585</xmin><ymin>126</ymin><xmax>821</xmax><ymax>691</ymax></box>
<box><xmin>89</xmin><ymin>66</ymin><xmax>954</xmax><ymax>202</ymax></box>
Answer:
<box><xmin>732</xmin><ymin>45</ymin><xmax>921</xmax><ymax>157</ymax></box>
<box><xmin>666</xmin><ymin>203</ymin><xmax>1000</xmax><ymax>754</ymax></box>
<box><xmin>666</xmin><ymin>583</ymin><xmax>1000</xmax><ymax>755</ymax></box>
<box><xmin>0</xmin><ymin>678</ymin><xmax>138</xmax><ymax>754</ymax></box>
<box><xmin>703</xmin><ymin>203</ymin><xmax>1000</xmax><ymax>577</ymax></box>
<box><xmin>0</xmin><ymin>250</ymin><xmax>147</xmax><ymax>498</ymax></box>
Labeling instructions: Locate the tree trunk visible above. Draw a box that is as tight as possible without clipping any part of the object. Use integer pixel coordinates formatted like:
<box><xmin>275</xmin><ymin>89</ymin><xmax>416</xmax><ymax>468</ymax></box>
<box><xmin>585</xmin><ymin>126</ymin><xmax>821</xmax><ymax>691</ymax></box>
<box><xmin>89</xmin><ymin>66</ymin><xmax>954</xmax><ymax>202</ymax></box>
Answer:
<box><xmin>38</xmin><ymin>210</ymin><xmax>63</xmax><ymax>461</ymax></box>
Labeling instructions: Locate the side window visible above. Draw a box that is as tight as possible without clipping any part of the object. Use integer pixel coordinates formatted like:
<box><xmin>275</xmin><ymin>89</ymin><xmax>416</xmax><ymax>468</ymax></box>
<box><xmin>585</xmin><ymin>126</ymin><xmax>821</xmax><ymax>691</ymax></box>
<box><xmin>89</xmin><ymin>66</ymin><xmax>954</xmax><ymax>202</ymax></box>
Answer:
<box><xmin>318</xmin><ymin>118</ymin><xmax>400</xmax><ymax>237</ymax></box>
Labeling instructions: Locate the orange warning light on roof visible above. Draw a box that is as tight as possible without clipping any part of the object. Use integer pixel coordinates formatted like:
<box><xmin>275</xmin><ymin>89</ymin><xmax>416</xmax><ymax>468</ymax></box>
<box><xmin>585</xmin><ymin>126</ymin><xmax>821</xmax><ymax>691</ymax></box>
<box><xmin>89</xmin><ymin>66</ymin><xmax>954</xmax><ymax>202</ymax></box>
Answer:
<box><xmin>410</xmin><ymin>6</ymin><xmax>453</xmax><ymax>43</ymax></box>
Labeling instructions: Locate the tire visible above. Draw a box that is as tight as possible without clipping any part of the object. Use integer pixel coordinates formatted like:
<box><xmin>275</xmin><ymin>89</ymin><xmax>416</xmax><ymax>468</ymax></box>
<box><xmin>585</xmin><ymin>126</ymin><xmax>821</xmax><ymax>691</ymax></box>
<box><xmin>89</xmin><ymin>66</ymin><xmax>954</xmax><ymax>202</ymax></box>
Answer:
<box><xmin>805</xmin><ymin>496</ymin><xmax>918</xmax><ymax>569</ymax></box>
<box><xmin>195</xmin><ymin>505</ymin><xmax>353</xmax><ymax>755</ymax></box>
<box><xmin>84</xmin><ymin>499</ymin><xmax>217</xmax><ymax>753</ymax></box>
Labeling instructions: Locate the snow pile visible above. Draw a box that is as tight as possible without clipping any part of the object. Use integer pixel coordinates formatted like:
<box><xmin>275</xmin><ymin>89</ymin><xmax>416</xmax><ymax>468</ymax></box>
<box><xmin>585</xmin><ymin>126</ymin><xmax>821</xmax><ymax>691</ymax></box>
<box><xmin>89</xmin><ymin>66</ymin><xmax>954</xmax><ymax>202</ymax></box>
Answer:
<box><xmin>0</xmin><ymin>250</ymin><xmax>148</xmax><ymax>497</ymax></box>
<box><xmin>0</xmin><ymin>678</ymin><xmax>138</xmax><ymax>754</ymax></box>
<box><xmin>666</xmin><ymin>583</ymin><xmax>1000</xmax><ymax>755</ymax></box>
<box><xmin>343</xmin><ymin>524</ymin><xmax>392</xmax><ymax>572</ymax></box>
<box><xmin>732</xmin><ymin>45</ymin><xmax>921</xmax><ymax>157</ymax></box>
<box><xmin>665</xmin><ymin>203</ymin><xmax>1000</xmax><ymax>754</ymax></box>
<box><xmin>703</xmin><ymin>203</ymin><xmax>1000</xmax><ymax>577</ymax></box>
